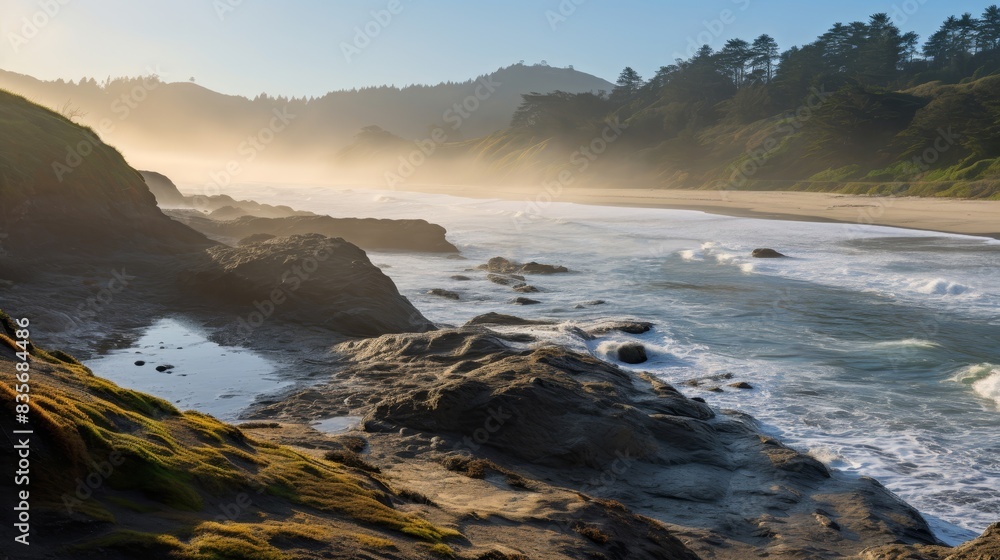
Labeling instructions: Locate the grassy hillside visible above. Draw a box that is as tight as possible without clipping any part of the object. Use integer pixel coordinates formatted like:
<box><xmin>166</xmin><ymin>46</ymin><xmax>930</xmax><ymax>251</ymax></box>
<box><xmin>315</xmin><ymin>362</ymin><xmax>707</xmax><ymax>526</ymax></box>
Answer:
<box><xmin>0</xmin><ymin>89</ymin><xmax>207</xmax><ymax>253</ymax></box>
<box><xmin>0</xmin><ymin>64</ymin><xmax>613</xmax><ymax>183</ymax></box>
<box><xmin>334</xmin><ymin>8</ymin><xmax>1000</xmax><ymax>199</ymax></box>
<box><xmin>336</xmin><ymin>74</ymin><xmax>1000</xmax><ymax>199</ymax></box>
<box><xmin>0</xmin><ymin>308</ymin><xmax>461</xmax><ymax>558</ymax></box>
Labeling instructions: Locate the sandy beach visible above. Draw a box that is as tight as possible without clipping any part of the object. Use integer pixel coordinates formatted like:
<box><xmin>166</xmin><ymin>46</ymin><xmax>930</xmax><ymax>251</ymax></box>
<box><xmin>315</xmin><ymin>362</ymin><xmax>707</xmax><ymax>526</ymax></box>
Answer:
<box><xmin>400</xmin><ymin>184</ymin><xmax>1000</xmax><ymax>240</ymax></box>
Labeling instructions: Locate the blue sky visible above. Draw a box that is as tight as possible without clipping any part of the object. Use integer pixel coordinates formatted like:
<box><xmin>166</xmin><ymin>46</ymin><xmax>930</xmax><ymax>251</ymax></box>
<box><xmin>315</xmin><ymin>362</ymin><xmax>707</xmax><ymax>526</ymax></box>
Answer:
<box><xmin>0</xmin><ymin>0</ymin><xmax>992</xmax><ymax>97</ymax></box>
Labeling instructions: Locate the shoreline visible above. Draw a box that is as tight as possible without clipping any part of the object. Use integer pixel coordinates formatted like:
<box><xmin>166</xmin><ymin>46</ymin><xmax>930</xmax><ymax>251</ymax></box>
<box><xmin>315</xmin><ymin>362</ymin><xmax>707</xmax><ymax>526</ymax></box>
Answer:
<box><xmin>393</xmin><ymin>184</ymin><xmax>1000</xmax><ymax>240</ymax></box>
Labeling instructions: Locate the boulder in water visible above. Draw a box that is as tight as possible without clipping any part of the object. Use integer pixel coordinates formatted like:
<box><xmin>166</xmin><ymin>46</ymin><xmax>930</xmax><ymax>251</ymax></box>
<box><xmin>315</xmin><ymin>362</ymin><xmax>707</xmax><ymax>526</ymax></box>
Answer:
<box><xmin>751</xmin><ymin>248</ymin><xmax>787</xmax><ymax>258</ymax></box>
<box><xmin>617</xmin><ymin>343</ymin><xmax>648</xmax><ymax>364</ymax></box>
<box><xmin>589</xmin><ymin>321</ymin><xmax>654</xmax><ymax>336</ymax></box>
<box><xmin>464</xmin><ymin>313</ymin><xmax>553</xmax><ymax>327</ymax></box>
<box><xmin>519</xmin><ymin>261</ymin><xmax>569</xmax><ymax>274</ymax></box>
<box><xmin>427</xmin><ymin>288</ymin><xmax>460</xmax><ymax>300</ymax></box>
<box><xmin>487</xmin><ymin>273</ymin><xmax>517</xmax><ymax>286</ymax></box>
<box><xmin>479</xmin><ymin>257</ymin><xmax>569</xmax><ymax>275</ymax></box>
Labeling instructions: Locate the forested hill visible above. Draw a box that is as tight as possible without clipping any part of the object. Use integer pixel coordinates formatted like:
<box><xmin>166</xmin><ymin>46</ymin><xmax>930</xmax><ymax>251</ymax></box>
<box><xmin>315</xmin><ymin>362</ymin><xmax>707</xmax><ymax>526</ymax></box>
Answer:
<box><xmin>0</xmin><ymin>63</ymin><xmax>613</xmax><ymax>183</ymax></box>
<box><xmin>339</xmin><ymin>7</ymin><xmax>1000</xmax><ymax>198</ymax></box>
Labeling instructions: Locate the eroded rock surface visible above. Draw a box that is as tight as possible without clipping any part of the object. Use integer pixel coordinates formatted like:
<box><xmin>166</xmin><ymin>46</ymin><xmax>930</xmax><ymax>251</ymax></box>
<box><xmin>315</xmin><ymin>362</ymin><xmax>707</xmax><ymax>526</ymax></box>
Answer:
<box><xmin>252</xmin><ymin>327</ymin><xmax>942</xmax><ymax>559</ymax></box>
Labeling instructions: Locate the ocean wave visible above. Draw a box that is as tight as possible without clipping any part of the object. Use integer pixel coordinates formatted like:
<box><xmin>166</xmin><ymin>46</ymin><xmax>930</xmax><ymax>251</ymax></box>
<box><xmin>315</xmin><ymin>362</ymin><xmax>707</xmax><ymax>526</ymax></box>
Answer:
<box><xmin>871</xmin><ymin>338</ymin><xmax>942</xmax><ymax>349</ymax></box>
<box><xmin>807</xmin><ymin>446</ymin><xmax>854</xmax><ymax>469</ymax></box>
<box><xmin>678</xmin><ymin>249</ymin><xmax>702</xmax><ymax>261</ymax></box>
<box><xmin>951</xmin><ymin>363</ymin><xmax>1000</xmax><ymax>409</ymax></box>
<box><xmin>910</xmin><ymin>278</ymin><xmax>969</xmax><ymax>296</ymax></box>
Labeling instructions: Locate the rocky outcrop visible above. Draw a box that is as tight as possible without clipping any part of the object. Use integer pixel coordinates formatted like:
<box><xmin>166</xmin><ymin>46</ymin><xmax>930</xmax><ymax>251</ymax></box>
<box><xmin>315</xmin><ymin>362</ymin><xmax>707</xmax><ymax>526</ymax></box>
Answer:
<box><xmin>479</xmin><ymin>256</ymin><xmax>569</xmax><ymax>274</ymax></box>
<box><xmin>178</xmin><ymin>234</ymin><xmax>433</xmax><ymax>337</ymax></box>
<box><xmin>0</xmin><ymin>309</ymin><xmax>466</xmax><ymax>559</ymax></box>
<box><xmin>861</xmin><ymin>522</ymin><xmax>1000</xmax><ymax>559</ymax></box>
<box><xmin>751</xmin><ymin>248</ymin><xmax>787</xmax><ymax>258</ymax></box>
<box><xmin>617</xmin><ymin>343</ymin><xmax>648</xmax><ymax>364</ymax></box>
<box><xmin>587</xmin><ymin>320</ymin><xmax>654</xmax><ymax>336</ymax></box>
<box><xmin>427</xmin><ymin>288</ymin><xmax>460</xmax><ymax>300</ymax></box>
<box><xmin>139</xmin><ymin>170</ymin><xmax>188</xmax><ymax>206</ymax></box>
<box><xmin>254</xmin><ymin>327</ymin><xmax>942</xmax><ymax>559</ymax></box>
<box><xmin>464</xmin><ymin>312</ymin><xmax>554</xmax><ymax>327</ymax></box>
<box><xmin>166</xmin><ymin>212</ymin><xmax>459</xmax><ymax>253</ymax></box>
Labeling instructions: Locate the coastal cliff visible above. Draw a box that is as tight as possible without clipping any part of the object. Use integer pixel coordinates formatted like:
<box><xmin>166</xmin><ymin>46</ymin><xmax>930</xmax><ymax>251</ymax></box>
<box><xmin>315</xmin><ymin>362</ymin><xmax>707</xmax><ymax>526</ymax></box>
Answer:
<box><xmin>1</xmin><ymin>86</ymin><xmax>997</xmax><ymax>559</ymax></box>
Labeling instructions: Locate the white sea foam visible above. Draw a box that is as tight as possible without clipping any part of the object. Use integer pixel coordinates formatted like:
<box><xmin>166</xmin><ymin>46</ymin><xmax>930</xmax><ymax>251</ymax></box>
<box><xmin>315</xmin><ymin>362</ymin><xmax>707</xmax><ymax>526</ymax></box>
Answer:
<box><xmin>678</xmin><ymin>249</ymin><xmax>702</xmax><ymax>261</ymax></box>
<box><xmin>910</xmin><ymin>278</ymin><xmax>969</xmax><ymax>295</ymax></box>
<box><xmin>974</xmin><ymin>372</ymin><xmax>1000</xmax><ymax>408</ymax></box>
<box><xmin>871</xmin><ymin>338</ymin><xmax>942</xmax><ymax>349</ymax></box>
<box><xmin>213</xmin><ymin>182</ymin><xmax>1000</xmax><ymax>542</ymax></box>
<box><xmin>953</xmin><ymin>364</ymin><xmax>1000</xmax><ymax>409</ymax></box>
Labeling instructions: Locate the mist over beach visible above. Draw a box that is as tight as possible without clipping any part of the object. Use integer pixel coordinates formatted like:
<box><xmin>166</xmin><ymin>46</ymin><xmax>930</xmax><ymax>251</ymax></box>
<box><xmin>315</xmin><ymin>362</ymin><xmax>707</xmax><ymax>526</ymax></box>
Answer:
<box><xmin>1</xmin><ymin>2</ymin><xmax>999</xmax><ymax>558</ymax></box>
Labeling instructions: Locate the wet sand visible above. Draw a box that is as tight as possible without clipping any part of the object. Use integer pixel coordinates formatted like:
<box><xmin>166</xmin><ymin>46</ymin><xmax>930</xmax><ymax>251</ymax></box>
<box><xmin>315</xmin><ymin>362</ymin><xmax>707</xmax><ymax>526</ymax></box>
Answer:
<box><xmin>400</xmin><ymin>185</ymin><xmax>1000</xmax><ymax>239</ymax></box>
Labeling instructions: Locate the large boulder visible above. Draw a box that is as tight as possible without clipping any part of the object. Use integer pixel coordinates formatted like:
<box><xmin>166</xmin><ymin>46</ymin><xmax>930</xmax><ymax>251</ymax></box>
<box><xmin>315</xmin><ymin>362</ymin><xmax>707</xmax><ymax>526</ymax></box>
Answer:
<box><xmin>617</xmin><ymin>343</ymin><xmax>648</xmax><ymax>364</ymax></box>
<box><xmin>178</xmin><ymin>234</ymin><xmax>433</xmax><ymax>337</ymax></box>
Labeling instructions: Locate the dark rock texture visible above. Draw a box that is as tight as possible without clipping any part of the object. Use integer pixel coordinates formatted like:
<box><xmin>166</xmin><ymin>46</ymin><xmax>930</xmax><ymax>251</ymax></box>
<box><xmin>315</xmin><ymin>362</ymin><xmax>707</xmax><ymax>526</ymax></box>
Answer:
<box><xmin>617</xmin><ymin>343</ymin><xmax>648</xmax><ymax>364</ymax></box>
<box><xmin>254</xmin><ymin>327</ymin><xmax>942</xmax><ymax>559</ymax></box>
<box><xmin>178</xmin><ymin>234</ymin><xmax>433</xmax><ymax>337</ymax></box>
<box><xmin>751</xmin><ymin>248</ymin><xmax>787</xmax><ymax>258</ymax></box>
<box><xmin>167</xmin><ymin>212</ymin><xmax>459</xmax><ymax>253</ymax></box>
<box><xmin>427</xmin><ymin>288</ymin><xmax>460</xmax><ymax>300</ymax></box>
<box><xmin>588</xmin><ymin>320</ymin><xmax>654</xmax><ymax>336</ymax></box>
<box><xmin>479</xmin><ymin>256</ymin><xmax>569</xmax><ymax>274</ymax></box>
<box><xmin>464</xmin><ymin>313</ymin><xmax>553</xmax><ymax>327</ymax></box>
<box><xmin>860</xmin><ymin>522</ymin><xmax>1000</xmax><ymax>559</ymax></box>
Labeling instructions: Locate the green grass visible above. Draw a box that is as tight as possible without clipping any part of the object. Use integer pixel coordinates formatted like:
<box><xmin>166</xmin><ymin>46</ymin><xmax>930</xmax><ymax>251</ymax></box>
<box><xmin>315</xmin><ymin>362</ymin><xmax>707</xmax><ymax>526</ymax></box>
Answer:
<box><xmin>0</xmin><ymin>306</ymin><xmax>464</xmax><ymax>556</ymax></box>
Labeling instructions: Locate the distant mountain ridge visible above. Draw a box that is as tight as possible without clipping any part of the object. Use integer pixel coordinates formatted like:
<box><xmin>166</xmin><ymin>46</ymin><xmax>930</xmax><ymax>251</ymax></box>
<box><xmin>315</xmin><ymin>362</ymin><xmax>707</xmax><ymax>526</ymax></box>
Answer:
<box><xmin>0</xmin><ymin>63</ymin><xmax>613</xmax><ymax>184</ymax></box>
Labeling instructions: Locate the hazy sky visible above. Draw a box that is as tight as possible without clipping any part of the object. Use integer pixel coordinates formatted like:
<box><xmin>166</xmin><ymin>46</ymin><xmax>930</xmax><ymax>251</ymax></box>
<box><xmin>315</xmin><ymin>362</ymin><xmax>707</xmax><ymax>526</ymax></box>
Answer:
<box><xmin>0</xmin><ymin>0</ymin><xmax>990</xmax><ymax>97</ymax></box>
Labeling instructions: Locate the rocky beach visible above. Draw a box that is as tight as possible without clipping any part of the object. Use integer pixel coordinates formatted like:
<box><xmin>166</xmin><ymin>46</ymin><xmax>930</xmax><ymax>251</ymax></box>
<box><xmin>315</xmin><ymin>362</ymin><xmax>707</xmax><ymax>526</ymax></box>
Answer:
<box><xmin>2</xmin><ymin>88</ymin><xmax>999</xmax><ymax>559</ymax></box>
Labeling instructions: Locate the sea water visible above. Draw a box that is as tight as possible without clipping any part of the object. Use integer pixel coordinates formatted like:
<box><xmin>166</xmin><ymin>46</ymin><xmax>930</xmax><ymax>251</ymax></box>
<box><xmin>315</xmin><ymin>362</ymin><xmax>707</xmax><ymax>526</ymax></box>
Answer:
<box><xmin>86</xmin><ymin>317</ymin><xmax>291</xmax><ymax>422</ymax></box>
<box><xmin>210</xmin><ymin>184</ymin><xmax>1000</xmax><ymax>544</ymax></box>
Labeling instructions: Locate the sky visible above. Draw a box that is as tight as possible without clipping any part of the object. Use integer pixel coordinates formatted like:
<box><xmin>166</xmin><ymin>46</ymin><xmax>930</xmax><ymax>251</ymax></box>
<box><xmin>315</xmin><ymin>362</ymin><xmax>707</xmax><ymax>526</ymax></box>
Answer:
<box><xmin>0</xmin><ymin>0</ymin><xmax>992</xmax><ymax>97</ymax></box>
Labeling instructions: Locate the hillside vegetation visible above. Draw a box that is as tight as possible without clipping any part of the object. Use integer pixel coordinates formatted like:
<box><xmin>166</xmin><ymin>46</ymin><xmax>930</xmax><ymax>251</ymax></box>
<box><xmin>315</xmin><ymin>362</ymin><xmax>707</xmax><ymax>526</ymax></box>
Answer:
<box><xmin>338</xmin><ymin>7</ymin><xmax>1000</xmax><ymax>199</ymax></box>
<box><xmin>0</xmin><ymin>89</ymin><xmax>207</xmax><ymax>253</ymax></box>
<box><xmin>0</xmin><ymin>63</ymin><xmax>613</xmax><ymax>184</ymax></box>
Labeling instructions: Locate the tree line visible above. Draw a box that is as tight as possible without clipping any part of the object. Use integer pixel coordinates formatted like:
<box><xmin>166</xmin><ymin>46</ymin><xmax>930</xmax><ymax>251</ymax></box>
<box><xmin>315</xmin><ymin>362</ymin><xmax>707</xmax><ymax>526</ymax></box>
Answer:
<box><xmin>513</xmin><ymin>6</ymin><xmax>1000</xmax><ymax>132</ymax></box>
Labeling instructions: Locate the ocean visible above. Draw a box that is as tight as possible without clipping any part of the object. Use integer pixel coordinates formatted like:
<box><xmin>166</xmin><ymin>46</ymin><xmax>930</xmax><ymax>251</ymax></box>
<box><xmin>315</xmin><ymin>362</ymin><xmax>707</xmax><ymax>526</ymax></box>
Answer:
<box><xmin>109</xmin><ymin>184</ymin><xmax>1000</xmax><ymax>544</ymax></box>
